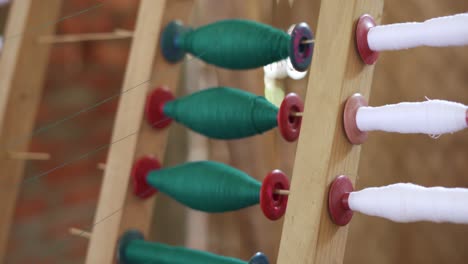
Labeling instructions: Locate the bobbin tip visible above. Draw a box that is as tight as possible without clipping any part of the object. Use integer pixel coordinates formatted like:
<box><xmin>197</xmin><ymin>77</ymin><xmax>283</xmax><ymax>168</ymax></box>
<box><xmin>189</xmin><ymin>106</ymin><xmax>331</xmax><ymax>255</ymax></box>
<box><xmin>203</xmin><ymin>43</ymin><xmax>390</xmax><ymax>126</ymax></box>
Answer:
<box><xmin>343</xmin><ymin>94</ymin><xmax>368</xmax><ymax>145</ymax></box>
<box><xmin>249</xmin><ymin>252</ymin><xmax>270</xmax><ymax>264</ymax></box>
<box><xmin>117</xmin><ymin>230</ymin><xmax>144</xmax><ymax>264</ymax></box>
<box><xmin>260</xmin><ymin>170</ymin><xmax>290</xmax><ymax>221</ymax></box>
<box><xmin>131</xmin><ymin>156</ymin><xmax>161</xmax><ymax>199</ymax></box>
<box><xmin>161</xmin><ymin>20</ymin><xmax>188</xmax><ymax>63</ymax></box>
<box><xmin>356</xmin><ymin>14</ymin><xmax>379</xmax><ymax>65</ymax></box>
<box><xmin>145</xmin><ymin>87</ymin><xmax>175</xmax><ymax>129</ymax></box>
<box><xmin>277</xmin><ymin>93</ymin><xmax>304</xmax><ymax>142</ymax></box>
<box><xmin>328</xmin><ymin>175</ymin><xmax>354</xmax><ymax>226</ymax></box>
<box><xmin>290</xmin><ymin>22</ymin><xmax>314</xmax><ymax>72</ymax></box>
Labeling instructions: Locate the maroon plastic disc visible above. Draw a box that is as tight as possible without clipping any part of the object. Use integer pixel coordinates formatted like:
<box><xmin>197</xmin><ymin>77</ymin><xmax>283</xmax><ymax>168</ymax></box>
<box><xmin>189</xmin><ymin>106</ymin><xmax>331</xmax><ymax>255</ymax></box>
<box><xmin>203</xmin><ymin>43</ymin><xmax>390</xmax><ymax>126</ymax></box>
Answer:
<box><xmin>131</xmin><ymin>156</ymin><xmax>161</xmax><ymax>199</ymax></box>
<box><xmin>343</xmin><ymin>94</ymin><xmax>368</xmax><ymax>145</ymax></box>
<box><xmin>277</xmin><ymin>93</ymin><xmax>304</xmax><ymax>142</ymax></box>
<box><xmin>356</xmin><ymin>14</ymin><xmax>379</xmax><ymax>65</ymax></box>
<box><xmin>328</xmin><ymin>175</ymin><xmax>354</xmax><ymax>226</ymax></box>
<box><xmin>260</xmin><ymin>170</ymin><xmax>290</xmax><ymax>221</ymax></box>
<box><xmin>145</xmin><ymin>87</ymin><xmax>175</xmax><ymax>129</ymax></box>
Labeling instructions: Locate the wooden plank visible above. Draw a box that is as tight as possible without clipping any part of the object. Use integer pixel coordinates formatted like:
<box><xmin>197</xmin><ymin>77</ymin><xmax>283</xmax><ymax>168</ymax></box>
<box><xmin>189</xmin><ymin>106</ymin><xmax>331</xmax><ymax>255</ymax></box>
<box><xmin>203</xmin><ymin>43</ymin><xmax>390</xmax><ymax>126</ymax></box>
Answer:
<box><xmin>276</xmin><ymin>0</ymin><xmax>384</xmax><ymax>263</ymax></box>
<box><xmin>85</xmin><ymin>0</ymin><xmax>194</xmax><ymax>263</ymax></box>
<box><xmin>0</xmin><ymin>0</ymin><xmax>61</xmax><ymax>261</ymax></box>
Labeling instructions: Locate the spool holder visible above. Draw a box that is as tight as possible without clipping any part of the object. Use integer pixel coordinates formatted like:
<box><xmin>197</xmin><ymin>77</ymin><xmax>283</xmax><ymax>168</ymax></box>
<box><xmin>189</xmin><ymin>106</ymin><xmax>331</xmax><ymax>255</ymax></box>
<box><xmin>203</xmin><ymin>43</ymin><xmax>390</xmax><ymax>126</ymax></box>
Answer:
<box><xmin>131</xmin><ymin>156</ymin><xmax>161</xmax><ymax>199</ymax></box>
<box><xmin>277</xmin><ymin>93</ymin><xmax>304</xmax><ymax>142</ymax></box>
<box><xmin>343</xmin><ymin>93</ymin><xmax>368</xmax><ymax>145</ymax></box>
<box><xmin>356</xmin><ymin>14</ymin><xmax>379</xmax><ymax>65</ymax></box>
<box><xmin>260</xmin><ymin>170</ymin><xmax>290</xmax><ymax>221</ymax></box>
<box><xmin>328</xmin><ymin>175</ymin><xmax>354</xmax><ymax>226</ymax></box>
<box><xmin>145</xmin><ymin>87</ymin><xmax>175</xmax><ymax>129</ymax></box>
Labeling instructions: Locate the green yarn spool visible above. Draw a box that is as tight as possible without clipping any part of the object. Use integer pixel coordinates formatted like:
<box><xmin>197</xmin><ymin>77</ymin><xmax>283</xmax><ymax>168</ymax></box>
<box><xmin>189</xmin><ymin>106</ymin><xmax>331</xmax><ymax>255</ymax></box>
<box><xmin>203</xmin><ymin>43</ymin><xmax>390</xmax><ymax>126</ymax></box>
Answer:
<box><xmin>163</xmin><ymin>87</ymin><xmax>278</xmax><ymax>140</ymax></box>
<box><xmin>178</xmin><ymin>19</ymin><xmax>289</xmax><ymax>69</ymax></box>
<box><xmin>123</xmin><ymin>239</ymin><xmax>247</xmax><ymax>264</ymax></box>
<box><xmin>147</xmin><ymin>161</ymin><xmax>261</xmax><ymax>212</ymax></box>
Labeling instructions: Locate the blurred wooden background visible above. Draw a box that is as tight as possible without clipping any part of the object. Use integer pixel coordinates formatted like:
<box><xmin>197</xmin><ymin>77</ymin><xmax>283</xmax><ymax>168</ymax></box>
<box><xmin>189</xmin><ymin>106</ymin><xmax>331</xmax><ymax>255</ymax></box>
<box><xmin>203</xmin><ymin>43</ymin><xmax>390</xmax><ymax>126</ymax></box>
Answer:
<box><xmin>2</xmin><ymin>0</ymin><xmax>467</xmax><ymax>263</ymax></box>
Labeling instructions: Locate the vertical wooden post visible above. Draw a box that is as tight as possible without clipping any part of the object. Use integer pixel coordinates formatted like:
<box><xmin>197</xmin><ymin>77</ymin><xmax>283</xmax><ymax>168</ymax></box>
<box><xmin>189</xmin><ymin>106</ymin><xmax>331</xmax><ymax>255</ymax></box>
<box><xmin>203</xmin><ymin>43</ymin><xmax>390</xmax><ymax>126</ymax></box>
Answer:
<box><xmin>0</xmin><ymin>0</ymin><xmax>61</xmax><ymax>261</ymax></box>
<box><xmin>85</xmin><ymin>0</ymin><xmax>194</xmax><ymax>263</ymax></box>
<box><xmin>277</xmin><ymin>0</ymin><xmax>383</xmax><ymax>263</ymax></box>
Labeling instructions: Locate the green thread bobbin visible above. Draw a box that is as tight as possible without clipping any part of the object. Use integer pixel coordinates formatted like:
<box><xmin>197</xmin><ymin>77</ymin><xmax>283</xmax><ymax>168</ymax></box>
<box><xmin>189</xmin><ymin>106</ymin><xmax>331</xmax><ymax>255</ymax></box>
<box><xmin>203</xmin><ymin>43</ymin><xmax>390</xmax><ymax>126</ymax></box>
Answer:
<box><xmin>131</xmin><ymin>157</ymin><xmax>290</xmax><ymax>220</ymax></box>
<box><xmin>118</xmin><ymin>230</ymin><xmax>270</xmax><ymax>264</ymax></box>
<box><xmin>145</xmin><ymin>86</ymin><xmax>304</xmax><ymax>142</ymax></box>
<box><xmin>161</xmin><ymin>19</ymin><xmax>313</xmax><ymax>71</ymax></box>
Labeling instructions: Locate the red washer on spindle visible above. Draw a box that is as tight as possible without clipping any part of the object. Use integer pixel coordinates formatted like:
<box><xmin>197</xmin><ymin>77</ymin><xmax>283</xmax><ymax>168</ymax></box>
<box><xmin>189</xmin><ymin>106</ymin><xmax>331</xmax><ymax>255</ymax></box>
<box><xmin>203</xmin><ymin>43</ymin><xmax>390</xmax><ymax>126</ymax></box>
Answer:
<box><xmin>356</xmin><ymin>14</ymin><xmax>379</xmax><ymax>65</ymax></box>
<box><xmin>277</xmin><ymin>93</ymin><xmax>304</xmax><ymax>142</ymax></box>
<box><xmin>145</xmin><ymin>87</ymin><xmax>175</xmax><ymax>129</ymax></box>
<box><xmin>328</xmin><ymin>175</ymin><xmax>354</xmax><ymax>226</ymax></box>
<box><xmin>343</xmin><ymin>93</ymin><xmax>368</xmax><ymax>145</ymax></box>
<box><xmin>260</xmin><ymin>170</ymin><xmax>290</xmax><ymax>221</ymax></box>
<box><xmin>131</xmin><ymin>156</ymin><xmax>161</xmax><ymax>199</ymax></box>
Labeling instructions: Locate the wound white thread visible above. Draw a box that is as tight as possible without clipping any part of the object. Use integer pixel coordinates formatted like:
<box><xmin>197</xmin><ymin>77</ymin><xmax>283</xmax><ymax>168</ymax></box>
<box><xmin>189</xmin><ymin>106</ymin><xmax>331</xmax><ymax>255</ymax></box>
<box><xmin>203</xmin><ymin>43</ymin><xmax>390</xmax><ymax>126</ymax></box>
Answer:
<box><xmin>368</xmin><ymin>13</ymin><xmax>468</xmax><ymax>51</ymax></box>
<box><xmin>356</xmin><ymin>99</ymin><xmax>467</xmax><ymax>135</ymax></box>
<box><xmin>348</xmin><ymin>183</ymin><xmax>468</xmax><ymax>224</ymax></box>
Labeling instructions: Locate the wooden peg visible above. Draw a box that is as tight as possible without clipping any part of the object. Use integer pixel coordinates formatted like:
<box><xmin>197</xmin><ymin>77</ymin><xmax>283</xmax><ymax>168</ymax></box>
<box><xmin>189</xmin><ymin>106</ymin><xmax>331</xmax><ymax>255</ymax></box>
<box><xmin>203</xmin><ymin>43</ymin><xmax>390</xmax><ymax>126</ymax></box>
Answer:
<box><xmin>69</xmin><ymin>227</ymin><xmax>91</xmax><ymax>239</ymax></box>
<box><xmin>8</xmin><ymin>151</ymin><xmax>50</xmax><ymax>160</ymax></box>
<box><xmin>97</xmin><ymin>163</ymin><xmax>106</xmax><ymax>171</ymax></box>
<box><xmin>290</xmin><ymin>112</ymin><xmax>303</xmax><ymax>117</ymax></box>
<box><xmin>38</xmin><ymin>29</ymin><xmax>133</xmax><ymax>44</ymax></box>
<box><xmin>274</xmin><ymin>189</ymin><xmax>290</xmax><ymax>195</ymax></box>
<box><xmin>301</xmin><ymin>39</ymin><xmax>315</xmax><ymax>44</ymax></box>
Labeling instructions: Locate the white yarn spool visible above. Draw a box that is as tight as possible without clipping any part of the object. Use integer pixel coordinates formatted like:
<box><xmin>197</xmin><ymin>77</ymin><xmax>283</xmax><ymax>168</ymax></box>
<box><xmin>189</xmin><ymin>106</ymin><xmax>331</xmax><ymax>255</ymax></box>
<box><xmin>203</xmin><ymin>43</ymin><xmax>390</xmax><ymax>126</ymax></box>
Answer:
<box><xmin>263</xmin><ymin>60</ymin><xmax>288</xmax><ymax>79</ymax></box>
<box><xmin>349</xmin><ymin>183</ymin><xmax>468</xmax><ymax>224</ymax></box>
<box><xmin>368</xmin><ymin>13</ymin><xmax>468</xmax><ymax>51</ymax></box>
<box><xmin>356</xmin><ymin>99</ymin><xmax>468</xmax><ymax>135</ymax></box>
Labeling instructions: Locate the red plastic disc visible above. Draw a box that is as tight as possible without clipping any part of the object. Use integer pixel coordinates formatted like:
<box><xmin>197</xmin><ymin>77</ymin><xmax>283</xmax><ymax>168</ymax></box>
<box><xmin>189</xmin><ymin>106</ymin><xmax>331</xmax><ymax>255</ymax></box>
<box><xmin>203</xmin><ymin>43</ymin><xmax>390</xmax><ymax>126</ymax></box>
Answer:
<box><xmin>328</xmin><ymin>175</ymin><xmax>354</xmax><ymax>226</ymax></box>
<box><xmin>131</xmin><ymin>156</ymin><xmax>161</xmax><ymax>199</ymax></box>
<box><xmin>343</xmin><ymin>94</ymin><xmax>368</xmax><ymax>145</ymax></box>
<box><xmin>465</xmin><ymin>109</ymin><xmax>468</xmax><ymax>126</ymax></box>
<box><xmin>356</xmin><ymin>14</ymin><xmax>379</xmax><ymax>65</ymax></box>
<box><xmin>145</xmin><ymin>87</ymin><xmax>175</xmax><ymax>129</ymax></box>
<box><xmin>277</xmin><ymin>93</ymin><xmax>304</xmax><ymax>142</ymax></box>
<box><xmin>260</xmin><ymin>170</ymin><xmax>290</xmax><ymax>221</ymax></box>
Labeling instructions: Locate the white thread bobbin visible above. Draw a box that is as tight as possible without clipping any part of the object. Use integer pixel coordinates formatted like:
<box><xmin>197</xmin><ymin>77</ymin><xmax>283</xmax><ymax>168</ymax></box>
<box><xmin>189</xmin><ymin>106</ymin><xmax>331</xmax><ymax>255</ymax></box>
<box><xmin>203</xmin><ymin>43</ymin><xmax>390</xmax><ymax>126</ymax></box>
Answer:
<box><xmin>356</xmin><ymin>13</ymin><xmax>468</xmax><ymax>64</ymax></box>
<box><xmin>329</xmin><ymin>175</ymin><xmax>468</xmax><ymax>226</ymax></box>
<box><xmin>343</xmin><ymin>94</ymin><xmax>468</xmax><ymax>144</ymax></box>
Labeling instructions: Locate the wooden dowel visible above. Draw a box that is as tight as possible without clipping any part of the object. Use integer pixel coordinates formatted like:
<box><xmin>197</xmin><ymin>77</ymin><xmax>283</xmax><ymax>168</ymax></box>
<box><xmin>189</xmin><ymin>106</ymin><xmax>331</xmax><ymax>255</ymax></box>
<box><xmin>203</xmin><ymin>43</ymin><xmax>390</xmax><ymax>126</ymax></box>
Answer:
<box><xmin>97</xmin><ymin>163</ymin><xmax>106</xmax><ymax>171</ymax></box>
<box><xmin>8</xmin><ymin>151</ymin><xmax>50</xmax><ymax>160</ymax></box>
<box><xmin>274</xmin><ymin>189</ymin><xmax>290</xmax><ymax>195</ymax></box>
<box><xmin>69</xmin><ymin>227</ymin><xmax>91</xmax><ymax>239</ymax></box>
<box><xmin>301</xmin><ymin>39</ymin><xmax>315</xmax><ymax>44</ymax></box>
<box><xmin>290</xmin><ymin>112</ymin><xmax>303</xmax><ymax>117</ymax></box>
<box><xmin>38</xmin><ymin>29</ymin><xmax>133</xmax><ymax>44</ymax></box>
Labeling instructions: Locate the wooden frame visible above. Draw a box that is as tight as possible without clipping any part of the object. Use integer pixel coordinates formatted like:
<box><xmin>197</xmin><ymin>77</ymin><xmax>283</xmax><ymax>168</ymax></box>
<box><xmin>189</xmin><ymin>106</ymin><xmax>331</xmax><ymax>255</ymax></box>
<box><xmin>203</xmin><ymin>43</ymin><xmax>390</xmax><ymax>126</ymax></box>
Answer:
<box><xmin>276</xmin><ymin>0</ymin><xmax>384</xmax><ymax>263</ymax></box>
<box><xmin>0</xmin><ymin>0</ymin><xmax>61</xmax><ymax>261</ymax></box>
<box><xmin>85</xmin><ymin>0</ymin><xmax>194</xmax><ymax>263</ymax></box>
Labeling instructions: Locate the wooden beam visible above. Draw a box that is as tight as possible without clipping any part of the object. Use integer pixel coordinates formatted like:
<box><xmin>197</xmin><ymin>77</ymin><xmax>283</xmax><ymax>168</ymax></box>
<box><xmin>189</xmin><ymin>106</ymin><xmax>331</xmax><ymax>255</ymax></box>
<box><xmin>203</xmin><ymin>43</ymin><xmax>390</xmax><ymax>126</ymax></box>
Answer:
<box><xmin>276</xmin><ymin>1</ymin><xmax>383</xmax><ymax>264</ymax></box>
<box><xmin>0</xmin><ymin>0</ymin><xmax>61</xmax><ymax>260</ymax></box>
<box><xmin>85</xmin><ymin>0</ymin><xmax>194</xmax><ymax>263</ymax></box>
